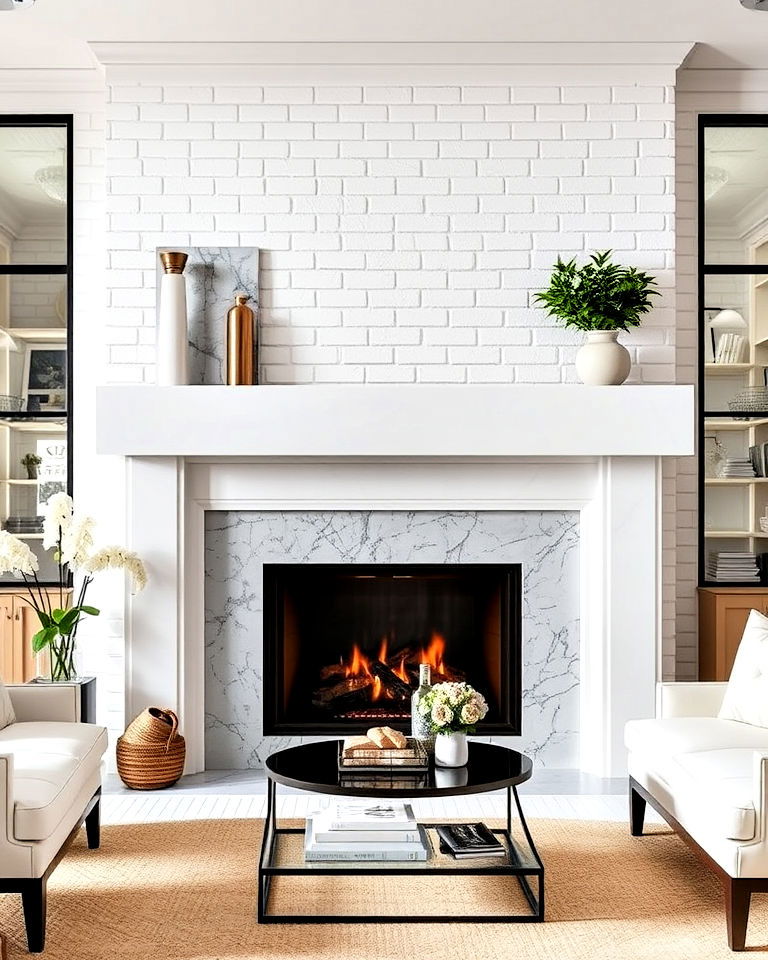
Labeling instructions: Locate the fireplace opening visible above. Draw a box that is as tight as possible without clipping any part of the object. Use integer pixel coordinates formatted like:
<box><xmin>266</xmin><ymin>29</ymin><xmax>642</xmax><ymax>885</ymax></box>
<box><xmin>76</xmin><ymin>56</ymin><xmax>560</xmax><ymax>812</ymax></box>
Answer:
<box><xmin>262</xmin><ymin>563</ymin><xmax>522</xmax><ymax>736</ymax></box>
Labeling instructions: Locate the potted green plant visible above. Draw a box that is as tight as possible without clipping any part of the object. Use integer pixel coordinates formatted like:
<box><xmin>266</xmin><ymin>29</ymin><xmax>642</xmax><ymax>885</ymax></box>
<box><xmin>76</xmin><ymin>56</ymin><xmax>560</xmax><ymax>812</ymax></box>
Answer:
<box><xmin>534</xmin><ymin>250</ymin><xmax>659</xmax><ymax>385</ymax></box>
<box><xmin>20</xmin><ymin>453</ymin><xmax>42</xmax><ymax>480</ymax></box>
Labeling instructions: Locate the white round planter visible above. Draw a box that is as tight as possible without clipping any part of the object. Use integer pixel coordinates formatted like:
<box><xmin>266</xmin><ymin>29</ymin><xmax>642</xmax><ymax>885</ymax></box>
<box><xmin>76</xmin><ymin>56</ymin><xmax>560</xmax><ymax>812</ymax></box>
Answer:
<box><xmin>575</xmin><ymin>330</ymin><xmax>631</xmax><ymax>386</ymax></box>
<box><xmin>434</xmin><ymin>732</ymin><xmax>469</xmax><ymax>767</ymax></box>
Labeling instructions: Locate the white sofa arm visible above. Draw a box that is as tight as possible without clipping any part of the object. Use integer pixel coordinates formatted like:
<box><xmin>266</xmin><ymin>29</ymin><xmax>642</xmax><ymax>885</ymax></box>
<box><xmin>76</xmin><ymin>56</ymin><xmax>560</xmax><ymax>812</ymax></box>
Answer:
<box><xmin>6</xmin><ymin>683</ymin><xmax>81</xmax><ymax>723</ymax></box>
<box><xmin>657</xmin><ymin>682</ymin><xmax>728</xmax><ymax>719</ymax></box>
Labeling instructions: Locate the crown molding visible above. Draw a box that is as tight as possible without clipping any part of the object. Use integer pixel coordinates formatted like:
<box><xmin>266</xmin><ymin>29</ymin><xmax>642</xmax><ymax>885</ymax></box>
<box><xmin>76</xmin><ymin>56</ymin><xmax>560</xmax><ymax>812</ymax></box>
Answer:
<box><xmin>89</xmin><ymin>41</ymin><xmax>694</xmax><ymax>85</ymax></box>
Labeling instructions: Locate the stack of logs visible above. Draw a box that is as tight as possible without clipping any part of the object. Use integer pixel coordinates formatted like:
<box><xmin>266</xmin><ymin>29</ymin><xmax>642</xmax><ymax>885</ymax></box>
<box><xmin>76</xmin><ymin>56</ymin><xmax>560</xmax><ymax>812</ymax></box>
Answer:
<box><xmin>313</xmin><ymin>643</ymin><xmax>464</xmax><ymax>715</ymax></box>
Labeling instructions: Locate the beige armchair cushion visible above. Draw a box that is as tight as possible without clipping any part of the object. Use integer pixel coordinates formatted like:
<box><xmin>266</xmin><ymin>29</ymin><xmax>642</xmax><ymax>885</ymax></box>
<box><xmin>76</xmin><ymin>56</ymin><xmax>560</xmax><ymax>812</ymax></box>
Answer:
<box><xmin>0</xmin><ymin>677</ymin><xmax>14</xmax><ymax>730</ymax></box>
<box><xmin>719</xmin><ymin>609</ymin><xmax>768</xmax><ymax>727</ymax></box>
<box><xmin>0</xmin><ymin>721</ymin><xmax>108</xmax><ymax>841</ymax></box>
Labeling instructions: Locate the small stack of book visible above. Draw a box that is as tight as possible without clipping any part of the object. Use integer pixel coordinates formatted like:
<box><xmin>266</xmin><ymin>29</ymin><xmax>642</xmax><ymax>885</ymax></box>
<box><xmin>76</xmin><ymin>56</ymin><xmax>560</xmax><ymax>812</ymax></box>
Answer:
<box><xmin>706</xmin><ymin>551</ymin><xmax>760</xmax><ymax>583</ymax></box>
<box><xmin>720</xmin><ymin>457</ymin><xmax>756</xmax><ymax>478</ymax></box>
<box><xmin>715</xmin><ymin>333</ymin><xmax>747</xmax><ymax>364</ymax></box>
<box><xmin>436</xmin><ymin>823</ymin><xmax>506</xmax><ymax>859</ymax></box>
<box><xmin>304</xmin><ymin>801</ymin><xmax>429</xmax><ymax>862</ymax></box>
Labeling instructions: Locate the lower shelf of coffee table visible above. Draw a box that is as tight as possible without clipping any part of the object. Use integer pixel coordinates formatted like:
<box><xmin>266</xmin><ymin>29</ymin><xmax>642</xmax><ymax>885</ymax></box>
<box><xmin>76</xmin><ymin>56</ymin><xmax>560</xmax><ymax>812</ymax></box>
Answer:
<box><xmin>264</xmin><ymin>823</ymin><xmax>540</xmax><ymax>874</ymax></box>
<box><xmin>258</xmin><ymin>822</ymin><xmax>544</xmax><ymax>923</ymax></box>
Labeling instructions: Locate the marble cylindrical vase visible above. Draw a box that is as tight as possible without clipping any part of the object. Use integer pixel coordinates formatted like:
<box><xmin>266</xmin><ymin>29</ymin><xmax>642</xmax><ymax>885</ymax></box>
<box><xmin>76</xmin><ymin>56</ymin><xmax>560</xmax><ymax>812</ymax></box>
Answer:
<box><xmin>157</xmin><ymin>250</ymin><xmax>189</xmax><ymax>385</ymax></box>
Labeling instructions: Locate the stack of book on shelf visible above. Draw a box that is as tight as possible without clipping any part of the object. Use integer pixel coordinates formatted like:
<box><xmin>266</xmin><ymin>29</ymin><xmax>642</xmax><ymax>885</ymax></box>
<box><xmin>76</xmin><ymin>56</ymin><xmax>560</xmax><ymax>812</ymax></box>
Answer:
<box><xmin>720</xmin><ymin>457</ymin><xmax>756</xmax><ymax>479</ymax></box>
<box><xmin>715</xmin><ymin>333</ymin><xmax>748</xmax><ymax>364</ymax></box>
<box><xmin>749</xmin><ymin>442</ymin><xmax>768</xmax><ymax>477</ymax></box>
<box><xmin>305</xmin><ymin>801</ymin><xmax>429</xmax><ymax>862</ymax></box>
<box><xmin>706</xmin><ymin>551</ymin><xmax>760</xmax><ymax>583</ymax></box>
<box><xmin>436</xmin><ymin>823</ymin><xmax>506</xmax><ymax>859</ymax></box>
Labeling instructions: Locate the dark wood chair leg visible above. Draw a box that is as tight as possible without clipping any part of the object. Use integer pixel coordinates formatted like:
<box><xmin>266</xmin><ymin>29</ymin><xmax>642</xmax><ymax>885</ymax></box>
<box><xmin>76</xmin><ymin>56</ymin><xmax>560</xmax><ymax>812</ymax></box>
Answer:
<box><xmin>630</xmin><ymin>784</ymin><xmax>646</xmax><ymax>836</ymax></box>
<box><xmin>85</xmin><ymin>796</ymin><xmax>101</xmax><ymax>849</ymax></box>
<box><xmin>21</xmin><ymin>878</ymin><xmax>47</xmax><ymax>953</ymax></box>
<box><xmin>726</xmin><ymin>878</ymin><xmax>752</xmax><ymax>951</ymax></box>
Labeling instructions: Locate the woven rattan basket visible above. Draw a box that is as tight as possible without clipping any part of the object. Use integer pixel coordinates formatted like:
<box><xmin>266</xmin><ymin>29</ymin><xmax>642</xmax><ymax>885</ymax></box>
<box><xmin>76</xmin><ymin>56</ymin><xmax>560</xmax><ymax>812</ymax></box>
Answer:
<box><xmin>116</xmin><ymin>707</ymin><xmax>186</xmax><ymax>790</ymax></box>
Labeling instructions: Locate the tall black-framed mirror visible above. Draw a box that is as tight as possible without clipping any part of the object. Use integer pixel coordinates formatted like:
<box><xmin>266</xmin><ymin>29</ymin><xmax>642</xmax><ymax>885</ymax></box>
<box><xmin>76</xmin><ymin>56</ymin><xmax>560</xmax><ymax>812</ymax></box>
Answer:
<box><xmin>0</xmin><ymin>115</ymin><xmax>72</xmax><ymax>585</ymax></box>
<box><xmin>699</xmin><ymin>115</ymin><xmax>768</xmax><ymax>587</ymax></box>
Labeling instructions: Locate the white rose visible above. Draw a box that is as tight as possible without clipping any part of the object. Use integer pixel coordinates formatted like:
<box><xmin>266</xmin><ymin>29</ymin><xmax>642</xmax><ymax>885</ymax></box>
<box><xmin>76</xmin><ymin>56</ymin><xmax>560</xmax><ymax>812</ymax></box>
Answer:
<box><xmin>431</xmin><ymin>703</ymin><xmax>453</xmax><ymax>727</ymax></box>
<box><xmin>461</xmin><ymin>702</ymin><xmax>480</xmax><ymax>725</ymax></box>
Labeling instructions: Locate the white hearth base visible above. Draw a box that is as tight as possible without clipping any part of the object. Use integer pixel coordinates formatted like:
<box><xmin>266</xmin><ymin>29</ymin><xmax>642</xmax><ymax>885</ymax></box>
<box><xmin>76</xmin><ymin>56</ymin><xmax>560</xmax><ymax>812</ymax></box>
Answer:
<box><xmin>99</xmin><ymin>385</ymin><xmax>694</xmax><ymax>778</ymax></box>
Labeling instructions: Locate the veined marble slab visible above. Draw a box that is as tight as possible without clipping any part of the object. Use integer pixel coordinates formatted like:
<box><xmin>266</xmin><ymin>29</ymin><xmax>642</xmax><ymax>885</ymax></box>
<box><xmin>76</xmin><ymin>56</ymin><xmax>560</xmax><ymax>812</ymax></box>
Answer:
<box><xmin>155</xmin><ymin>246</ymin><xmax>259</xmax><ymax>385</ymax></box>
<box><xmin>204</xmin><ymin>510</ymin><xmax>580</xmax><ymax>770</ymax></box>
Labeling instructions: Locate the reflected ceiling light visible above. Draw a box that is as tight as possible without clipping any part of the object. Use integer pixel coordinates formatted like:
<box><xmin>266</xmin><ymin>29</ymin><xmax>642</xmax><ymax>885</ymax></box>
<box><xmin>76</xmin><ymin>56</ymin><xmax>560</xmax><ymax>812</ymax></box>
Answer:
<box><xmin>705</xmin><ymin>166</ymin><xmax>729</xmax><ymax>201</ymax></box>
<box><xmin>34</xmin><ymin>150</ymin><xmax>66</xmax><ymax>205</ymax></box>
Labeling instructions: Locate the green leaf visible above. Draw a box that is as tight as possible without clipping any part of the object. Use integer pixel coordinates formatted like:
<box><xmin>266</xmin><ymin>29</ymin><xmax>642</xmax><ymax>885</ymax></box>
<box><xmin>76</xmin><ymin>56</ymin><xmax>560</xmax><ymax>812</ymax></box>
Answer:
<box><xmin>56</xmin><ymin>609</ymin><xmax>81</xmax><ymax>634</ymax></box>
<box><xmin>79</xmin><ymin>605</ymin><xmax>100</xmax><ymax>617</ymax></box>
<box><xmin>34</xmin><ymin>610</ymin><xmax>52</xmax><ymax>629</ymax></box>
<box><xmin>51</xmin><ymin>608</ymin><xmax>67</xmax><ymax>623</ymax></box>
<box><xmin>32</xmin><ymin>626</ymin><xmax>56</xmax><ymax>653</ymax></box>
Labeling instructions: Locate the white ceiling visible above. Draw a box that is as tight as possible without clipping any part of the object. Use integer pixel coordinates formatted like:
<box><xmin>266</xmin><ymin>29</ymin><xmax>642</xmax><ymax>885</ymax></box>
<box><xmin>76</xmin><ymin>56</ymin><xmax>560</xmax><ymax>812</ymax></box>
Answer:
<box><xmin>0</xmin><ymin>0</ymin><xmax>768</xmax><ymax>69</ymax></box>
<box><xmin>706</xmin><ymin>127</ymin><xmax>768</xmax><ymax>235</ymax></box>
<box><xmin>0</xmin><ymin>126</ymin><xmax>67</xmax><ymax>235</ymax></box>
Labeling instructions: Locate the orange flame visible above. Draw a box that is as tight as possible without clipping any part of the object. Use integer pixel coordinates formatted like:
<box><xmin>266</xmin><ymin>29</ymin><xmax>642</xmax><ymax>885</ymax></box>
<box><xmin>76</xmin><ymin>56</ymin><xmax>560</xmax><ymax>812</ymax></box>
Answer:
<box><xmin>345</xmin><ymin>643</ymin><xmax>372</xmax><ymax>678</ymax></box>
<box><xmin>394</xmin><ymin>655</ymin><xmax>410</xmax><ymax>683</ymax></box>
<box><xmin>377</xmin><ymin>636</ymin><xmax>388</xmax><ymax>663</ymax></box>
<box><xmin>421</xmin><ymin>631</ymin><xmax>446</xmax><ymax>675</ymax></box>
<box><xmin>371</xmin><ymin>675</ymin><xmax>383</xmax><ymax>701</ymax></box>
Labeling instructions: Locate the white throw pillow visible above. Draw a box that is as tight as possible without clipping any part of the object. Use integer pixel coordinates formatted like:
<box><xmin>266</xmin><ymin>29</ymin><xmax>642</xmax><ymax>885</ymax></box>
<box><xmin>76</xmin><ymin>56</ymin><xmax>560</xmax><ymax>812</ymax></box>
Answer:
<box><xmin>719</xmin><ymin>608</ymin><xmax>768</xmax><ymax>726</ymax></box>
<box><xmin>0</xmin><ymin>676</ymin><xmax>15</xmax><ymax>730</ymax></box>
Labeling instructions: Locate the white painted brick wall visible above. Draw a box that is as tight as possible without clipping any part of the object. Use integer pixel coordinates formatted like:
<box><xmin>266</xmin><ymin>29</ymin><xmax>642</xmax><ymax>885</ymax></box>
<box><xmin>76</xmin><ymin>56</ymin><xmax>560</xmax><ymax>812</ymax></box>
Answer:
<box><xmin>104</xmin><ymin>82</ymin><xmax>677</xmax><ymax>390</ymax></box>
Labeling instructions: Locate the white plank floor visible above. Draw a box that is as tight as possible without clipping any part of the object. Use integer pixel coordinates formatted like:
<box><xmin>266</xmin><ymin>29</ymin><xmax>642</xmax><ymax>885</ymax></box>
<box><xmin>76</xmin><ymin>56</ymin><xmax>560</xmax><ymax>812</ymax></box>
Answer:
<box><xmin>100</xmin><ymin>791</ymin><xmax>661</xmax><ymax>826</ymax></box>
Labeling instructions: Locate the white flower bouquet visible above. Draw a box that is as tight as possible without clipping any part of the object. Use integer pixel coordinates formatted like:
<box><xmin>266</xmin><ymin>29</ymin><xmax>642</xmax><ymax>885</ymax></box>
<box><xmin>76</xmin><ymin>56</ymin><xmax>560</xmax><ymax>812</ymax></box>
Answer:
<box><xmin>0</xmin><ymin>493</ymin><xmax>147</xmax><ymax>682</ymax></box>
<box><xmin>417</xmin><ymin>681</ymin><xmax>489</xmax><ymax>735</ymax></box>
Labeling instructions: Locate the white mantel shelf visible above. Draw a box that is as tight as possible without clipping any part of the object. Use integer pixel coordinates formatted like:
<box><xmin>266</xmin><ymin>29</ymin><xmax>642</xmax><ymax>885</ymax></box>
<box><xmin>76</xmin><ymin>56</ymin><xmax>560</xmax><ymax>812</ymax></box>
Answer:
<box><xmin>97</xmin><ymin>384</ymin><xmax>694</xmax><ymax>458</ymax></box>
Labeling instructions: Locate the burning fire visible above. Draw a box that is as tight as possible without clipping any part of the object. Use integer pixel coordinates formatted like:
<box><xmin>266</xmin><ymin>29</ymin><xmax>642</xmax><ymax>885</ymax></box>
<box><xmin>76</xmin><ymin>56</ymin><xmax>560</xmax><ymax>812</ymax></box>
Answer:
<box><xmin>345</xmin><ymin>643</ymin><xmax>372</xmax><ymax>679</ymax></box>
<box><xmin>421</xmin><ymin>631</ymin><xmax>446</xmax><ymax>674</ymax></box>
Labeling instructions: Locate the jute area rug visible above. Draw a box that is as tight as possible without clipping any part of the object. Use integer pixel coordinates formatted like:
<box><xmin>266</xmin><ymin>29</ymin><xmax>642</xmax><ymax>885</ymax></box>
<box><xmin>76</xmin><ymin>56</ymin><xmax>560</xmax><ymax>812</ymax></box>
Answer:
<box><xmin>0</xmin><ymin>817</ymin><xmax>763</xmax><ymax>959</ymax></box>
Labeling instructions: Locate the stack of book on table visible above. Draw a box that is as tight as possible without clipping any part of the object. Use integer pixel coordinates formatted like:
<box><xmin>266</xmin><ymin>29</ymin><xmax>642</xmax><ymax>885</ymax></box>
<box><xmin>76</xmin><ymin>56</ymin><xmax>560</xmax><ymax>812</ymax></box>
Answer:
<box><xmin>436</xmin><ymin>822</ymin><xmax>506</xmax><ymax>859</ymax></box>
<box><xmin>305</xmin><ymin>800</ymin><xmax>429</xmax><ymax>862</ymax></box>
<box><xmin>706</xmin><ymin>551</ymin><xmax>760</xmax><ymax>582</ymax></box>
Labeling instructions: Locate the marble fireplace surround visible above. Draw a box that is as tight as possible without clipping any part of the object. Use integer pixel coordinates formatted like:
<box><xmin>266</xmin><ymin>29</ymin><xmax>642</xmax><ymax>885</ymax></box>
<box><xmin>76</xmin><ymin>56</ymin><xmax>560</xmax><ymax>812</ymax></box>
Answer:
<box><xmin>96</xmin><ymin>383</ymin><xmax>695</xmax><ymax>778</ymax></box>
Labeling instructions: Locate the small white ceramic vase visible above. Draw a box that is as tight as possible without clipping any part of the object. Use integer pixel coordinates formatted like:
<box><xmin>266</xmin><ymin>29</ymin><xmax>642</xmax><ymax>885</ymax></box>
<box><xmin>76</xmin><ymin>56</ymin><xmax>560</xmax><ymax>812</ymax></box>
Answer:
<box><xmin>434</xmin><ymin>732</ymin><xmax>469</xmax><ymax>768</ymax></box>
<box><xmin>575</xmin><ymin>330</ymin><xmax>631</xmax><ymax>386</ymax></box>
<box><xmin>157</xmin><ymin>251</ymin><xmax>189</xmax><ymax>385</ymax></box>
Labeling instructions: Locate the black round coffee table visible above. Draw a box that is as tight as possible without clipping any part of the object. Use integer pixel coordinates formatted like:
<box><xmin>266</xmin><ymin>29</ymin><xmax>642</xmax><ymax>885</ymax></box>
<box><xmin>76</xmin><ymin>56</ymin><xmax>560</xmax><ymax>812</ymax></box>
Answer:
<box><xmin>259</xmin><ymin>740</ymin><xmax>544</xmax><ymax>924</ymax></box>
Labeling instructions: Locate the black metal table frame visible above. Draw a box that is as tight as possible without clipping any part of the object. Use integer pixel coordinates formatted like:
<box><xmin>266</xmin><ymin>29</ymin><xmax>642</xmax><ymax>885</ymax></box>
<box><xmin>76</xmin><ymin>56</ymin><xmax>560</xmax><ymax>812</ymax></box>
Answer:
<box><xmin>258</xmin><ymin>775</ymin><xmax>544</xmax><ymax>924</ymax></box>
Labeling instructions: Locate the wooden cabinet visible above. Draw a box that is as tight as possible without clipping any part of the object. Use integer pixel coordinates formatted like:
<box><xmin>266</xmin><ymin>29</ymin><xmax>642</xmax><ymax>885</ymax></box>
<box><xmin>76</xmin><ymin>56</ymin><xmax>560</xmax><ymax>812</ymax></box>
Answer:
<box><xmin>0</xmin><ymin>591</ymin><xmax>55</xmax><ymax>684</ymax></box>
<box><xmin>699</xmin><ymin>587</ymin><xmax>768</xmax><ymax>680</ymax></box>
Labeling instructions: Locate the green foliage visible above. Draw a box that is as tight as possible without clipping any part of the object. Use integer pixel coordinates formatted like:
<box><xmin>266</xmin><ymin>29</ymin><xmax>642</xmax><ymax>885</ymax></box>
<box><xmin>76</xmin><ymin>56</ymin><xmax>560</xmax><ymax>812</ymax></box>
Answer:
<box><xmin>534</xmin><ymin>250</ymin><xmax>659</xmax><ymax>332</ymax></box>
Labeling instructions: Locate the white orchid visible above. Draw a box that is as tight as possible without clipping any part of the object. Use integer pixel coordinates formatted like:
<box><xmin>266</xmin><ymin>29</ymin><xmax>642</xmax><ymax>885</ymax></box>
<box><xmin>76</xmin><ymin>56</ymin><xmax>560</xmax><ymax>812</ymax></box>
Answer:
<box><xmin>60</xmin><ymin>514</ymin><xmax>96</xmax><ymax>570</ymax></box>
<box><xmin>0</xmin><ymin>531</ymin><xmax>39</xmax><ymax>577</ymax></box>
<box><xmin>42</xmin><ymin>492</ymin><xmax>74</xmax><ymax>549</ymax></box>
<box><xmin>82</xmin><ymin>546</ymin><xmax>148</xmax><ymax>594</ymax></box>
<box><xmin>20</xmin><ymin>494</ymin><xmax>148</xmax><ymax>681</ymax></box>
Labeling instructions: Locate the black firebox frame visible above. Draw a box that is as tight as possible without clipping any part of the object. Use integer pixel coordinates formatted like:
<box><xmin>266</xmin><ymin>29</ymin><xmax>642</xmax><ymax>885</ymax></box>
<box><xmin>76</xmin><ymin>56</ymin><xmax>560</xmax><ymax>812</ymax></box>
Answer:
<box><xmin>262</xmin><ymin>563</ymin><xmax>522</xmax><ymax>737</ymax></box>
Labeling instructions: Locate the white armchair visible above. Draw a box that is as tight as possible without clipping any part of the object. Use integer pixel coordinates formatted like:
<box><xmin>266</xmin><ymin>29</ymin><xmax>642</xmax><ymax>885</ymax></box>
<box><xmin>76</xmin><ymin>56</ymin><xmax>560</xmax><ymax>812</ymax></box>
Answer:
<box><xmin>627</xmin><ymin>680</ymin><xmax>768</xmax><ymax>951</ymax></box>
<box><xmin>0</xmin><ymin>683</ymin><xmax>107</xmax><ymax>952</ymax></box>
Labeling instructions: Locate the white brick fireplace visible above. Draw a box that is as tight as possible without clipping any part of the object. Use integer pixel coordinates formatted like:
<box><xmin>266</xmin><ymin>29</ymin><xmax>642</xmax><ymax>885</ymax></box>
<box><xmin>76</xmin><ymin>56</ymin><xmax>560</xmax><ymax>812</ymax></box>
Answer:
<box><xmin>96</xmin><ymin>383</ymin><xmax>693</xmax><ymax>777</ymax></box>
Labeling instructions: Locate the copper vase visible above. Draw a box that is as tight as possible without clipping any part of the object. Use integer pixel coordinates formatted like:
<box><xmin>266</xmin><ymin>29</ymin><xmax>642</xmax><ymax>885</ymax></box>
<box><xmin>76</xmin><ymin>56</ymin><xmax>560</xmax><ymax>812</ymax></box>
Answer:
<box><xmin>226</xmin><ymin>292</ymin><xmax>255</xmax><ymax>385</ymax></box>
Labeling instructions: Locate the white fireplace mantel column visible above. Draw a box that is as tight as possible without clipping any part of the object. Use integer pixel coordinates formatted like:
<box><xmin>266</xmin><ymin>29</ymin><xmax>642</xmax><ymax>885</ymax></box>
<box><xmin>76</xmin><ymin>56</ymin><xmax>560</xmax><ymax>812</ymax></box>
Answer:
<box><xmin>97</xmin><ymin>384</ymin><xmax>694</xmax><ymax>778</ymax></box>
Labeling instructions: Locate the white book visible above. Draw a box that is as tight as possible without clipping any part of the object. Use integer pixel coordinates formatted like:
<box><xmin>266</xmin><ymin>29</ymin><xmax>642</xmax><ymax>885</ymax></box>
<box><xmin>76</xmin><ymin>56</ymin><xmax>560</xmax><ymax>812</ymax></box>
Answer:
<box><xmin>312</xmin><ymin>825</ymin><xmax>422</xmax><ymax>844</ymax></box>
<box><xmin>314</xmin><ymin>800</ymin><xmax>416</xmax><ymax>832</ymax></box>
<box><xmin>304</xmin><ymin>819</ymin><xmax>429</xmax><ymax>861</ymax></box>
